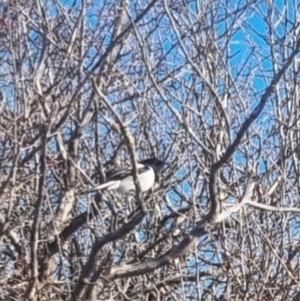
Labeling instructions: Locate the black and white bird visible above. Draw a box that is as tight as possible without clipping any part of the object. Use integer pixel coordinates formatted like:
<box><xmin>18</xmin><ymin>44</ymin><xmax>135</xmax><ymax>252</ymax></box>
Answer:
<box><xmin>84</xmin><ymin>158</ymin><xmax>167</xmax><ymax>195</ymax></box>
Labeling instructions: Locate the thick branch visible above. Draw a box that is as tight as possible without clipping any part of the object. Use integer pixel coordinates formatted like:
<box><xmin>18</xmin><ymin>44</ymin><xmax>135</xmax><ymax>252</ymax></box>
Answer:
<box><xmin>25</xmin><ymin>125</ymin><xmax>48</xmax><ymax>300</ymax></box>
<box><xmin>208</xmin><ymin>39</ymin><xmax>300</xmax><ymax>218</ymax></box>
<box><xmin>92</xmin><ymin>79</ymin><xmax>144</xmax><ymax>210</ymax></box>
<box><xmin>72</xmin><ymin>210</ymin><xmax>146</xmax><ymax>300</ymax></box>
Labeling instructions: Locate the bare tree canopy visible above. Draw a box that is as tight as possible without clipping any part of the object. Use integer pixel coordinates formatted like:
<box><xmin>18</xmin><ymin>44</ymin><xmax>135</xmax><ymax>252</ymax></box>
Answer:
<box><xmin>1</xmin><ymin>0</ymin><xmax>300</xmax><ymax>300</ymax></box>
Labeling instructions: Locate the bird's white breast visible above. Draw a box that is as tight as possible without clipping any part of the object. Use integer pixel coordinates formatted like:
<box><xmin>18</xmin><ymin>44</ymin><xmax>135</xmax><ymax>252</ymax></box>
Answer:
<box><xmin>118</xmin><ymin>167</ymin><xmax>155</xmax><ymax>194</ymax></box>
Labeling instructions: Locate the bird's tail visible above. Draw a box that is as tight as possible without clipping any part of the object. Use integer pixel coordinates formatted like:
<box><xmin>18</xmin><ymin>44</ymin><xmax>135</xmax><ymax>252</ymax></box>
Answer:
<box><xmin>80</xmin><ymin>181</ymin><xmax>117</xmax><ymax>195</ymax></box>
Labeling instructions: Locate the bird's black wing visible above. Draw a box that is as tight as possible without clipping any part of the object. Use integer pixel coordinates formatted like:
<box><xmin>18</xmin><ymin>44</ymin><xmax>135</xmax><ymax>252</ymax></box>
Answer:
<box><xmin>106</xmin><ymin>165</ymin><xmax>150</xmax><ymax>181</ymax></box>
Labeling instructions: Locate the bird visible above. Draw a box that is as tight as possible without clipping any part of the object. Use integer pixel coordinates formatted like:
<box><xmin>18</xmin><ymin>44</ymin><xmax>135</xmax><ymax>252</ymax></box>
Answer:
<box><xmin>84</xmin><ymin>158</ymin><xmax>167</xmax><ymax>195</ymax></box>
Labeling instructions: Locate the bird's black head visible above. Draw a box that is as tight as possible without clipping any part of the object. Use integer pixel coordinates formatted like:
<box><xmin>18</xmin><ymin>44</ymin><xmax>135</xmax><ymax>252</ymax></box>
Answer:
<box><xmin>140</xmin><ymin>157</ymin><xmax>167</xmax><ymax>172</ymax></box>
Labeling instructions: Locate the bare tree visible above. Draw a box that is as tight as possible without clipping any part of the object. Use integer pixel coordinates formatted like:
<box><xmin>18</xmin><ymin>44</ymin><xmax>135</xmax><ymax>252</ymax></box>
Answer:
<box><xmin>0</xmin><ymin>0</ymin><xmax>300</xmax><ymax>300</ymax></box>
